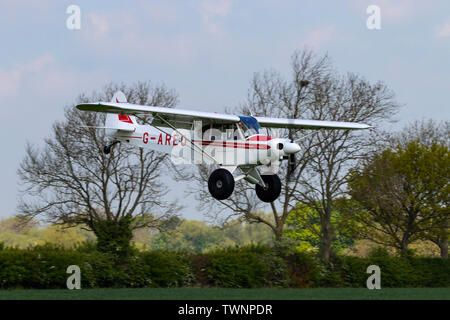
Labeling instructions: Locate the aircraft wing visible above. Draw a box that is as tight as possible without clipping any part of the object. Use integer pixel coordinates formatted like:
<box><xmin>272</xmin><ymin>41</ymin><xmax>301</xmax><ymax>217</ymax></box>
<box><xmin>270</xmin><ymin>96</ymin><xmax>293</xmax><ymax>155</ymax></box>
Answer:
<box><xmin>76</xmin><ymin>102</ymin><xmax>240</xmax><ymax>129</ymax></box>
<box><xmin>254</xmin><ymin>116</ymin><xmax>372</xmax><ymax>130</ymax></box>
<box><xmin>76</xmin><ymin>102</ymin><xmax>372</xmax><ymax>130</ymax></box>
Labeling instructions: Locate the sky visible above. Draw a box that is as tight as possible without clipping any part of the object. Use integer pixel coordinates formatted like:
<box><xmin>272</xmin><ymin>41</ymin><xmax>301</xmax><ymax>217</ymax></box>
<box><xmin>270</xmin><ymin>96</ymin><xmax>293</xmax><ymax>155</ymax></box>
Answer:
<box><xmin>1</xmin><ymin>0</ymin><xmax>449</xmax><ymax>220</ymax></box>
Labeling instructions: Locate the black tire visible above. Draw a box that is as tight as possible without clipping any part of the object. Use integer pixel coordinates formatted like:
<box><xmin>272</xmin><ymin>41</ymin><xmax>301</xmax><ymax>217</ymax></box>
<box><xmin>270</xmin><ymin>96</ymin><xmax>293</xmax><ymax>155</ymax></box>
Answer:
<box><xmin>208</xmin><ymin>168</ymin><xmax>235</xmax><ymax>200</ymax></box>
<box><xmin>255</xmin><ymin>174</ymin><xmax>281</xmax><ymax>203</ymax></box>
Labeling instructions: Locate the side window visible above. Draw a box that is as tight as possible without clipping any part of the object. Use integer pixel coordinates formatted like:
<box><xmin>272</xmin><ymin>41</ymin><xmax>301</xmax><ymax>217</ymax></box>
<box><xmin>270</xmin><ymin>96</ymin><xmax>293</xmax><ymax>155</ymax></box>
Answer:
<box><xmin>203</xmin><ymin>127</ymin><xmax>222</xmax><ymax>141</ymax></box>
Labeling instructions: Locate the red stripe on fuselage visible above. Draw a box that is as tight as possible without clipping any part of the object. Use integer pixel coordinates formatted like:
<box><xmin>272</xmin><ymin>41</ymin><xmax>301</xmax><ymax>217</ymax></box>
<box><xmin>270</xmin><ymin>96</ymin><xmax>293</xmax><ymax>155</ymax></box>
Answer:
<box><xmin>192</xmin><ymin>140</ymin><xmax>270</xmax><ymax>149</ymax></box>
<box><xmin>117</xmin><ymin>136</ymin><xmax>270</xmax><ymax>149</ymax></box>
<box><xmin>117</xmin><ymin>136</ymin><xmax>142</xmax><ymax>139</ymax></box>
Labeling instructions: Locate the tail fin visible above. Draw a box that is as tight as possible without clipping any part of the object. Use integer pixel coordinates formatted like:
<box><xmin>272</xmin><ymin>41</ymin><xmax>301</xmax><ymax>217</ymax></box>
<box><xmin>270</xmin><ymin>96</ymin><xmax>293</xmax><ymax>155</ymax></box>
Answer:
<box><xmin>111</xmin><ymin>91</ymin><xmax>127</xmax><ymax>104</ymax></box>
<box><xmin>105</xmin><ymin>91</ymin><xmax>137</xmax><ymax>133</ymax></box>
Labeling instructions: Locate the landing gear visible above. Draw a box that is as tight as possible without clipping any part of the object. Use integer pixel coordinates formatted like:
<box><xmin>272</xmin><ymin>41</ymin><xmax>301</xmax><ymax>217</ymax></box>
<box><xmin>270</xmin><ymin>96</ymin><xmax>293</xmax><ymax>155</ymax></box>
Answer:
<box><xmin>255</xmin><ymin>174</ymin><xmax>281</xmax><ymax>203</ymax></box>
<box><xmin>103</xmin><ymin>140</ymin><xmax>120</xmax><ymax>154</ymax></box>
<box><xmin>207</xmin><ymin>168</ymin><xmax>281</xmax><ymax>202</ymax></box>
<box><xmin>208</xmin><ymin>168</ymin><xmax>235</xmax><ymax>200</ymax></box>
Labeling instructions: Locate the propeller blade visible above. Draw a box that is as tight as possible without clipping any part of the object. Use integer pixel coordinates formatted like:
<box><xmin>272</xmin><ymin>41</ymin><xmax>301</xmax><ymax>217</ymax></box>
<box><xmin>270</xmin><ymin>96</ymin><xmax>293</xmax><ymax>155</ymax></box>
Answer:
<box><xmin>289</xmin><ymin>153</ymin><xmax>296</xmax><ymax>172</ymax></box>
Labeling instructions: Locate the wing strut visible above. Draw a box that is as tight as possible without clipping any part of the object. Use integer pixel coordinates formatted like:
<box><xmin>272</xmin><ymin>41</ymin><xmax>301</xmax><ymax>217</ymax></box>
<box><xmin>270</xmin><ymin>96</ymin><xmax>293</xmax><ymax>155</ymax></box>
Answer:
<box><xmin>149</xmin><ymin>115</ymin><xmax>219</xmax><ymax>165</ymax></box>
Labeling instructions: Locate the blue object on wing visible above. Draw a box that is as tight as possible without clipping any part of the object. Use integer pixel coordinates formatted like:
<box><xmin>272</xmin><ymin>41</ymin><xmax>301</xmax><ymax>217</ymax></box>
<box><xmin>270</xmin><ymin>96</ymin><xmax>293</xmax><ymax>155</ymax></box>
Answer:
<box><xmin>239</xmin><ymin>116</ymin><xmax>261</xmax><ymax>134</ymax></box>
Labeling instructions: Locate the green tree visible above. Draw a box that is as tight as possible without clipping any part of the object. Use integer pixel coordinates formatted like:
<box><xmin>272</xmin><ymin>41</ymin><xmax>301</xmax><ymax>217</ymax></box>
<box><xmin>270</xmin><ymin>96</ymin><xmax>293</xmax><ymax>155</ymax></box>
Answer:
<box><xmin>283</xmin><ymin>201</ymin><xmax>355</xmax><ymax>252</ymax></box>
<box><xmin>394</xmin><ymin>120</ymin><xmax>449</xmax><ymax>258</ymax></box>
<box><xmin>221</xmin><ymin>215</ymin><xmax>274</xmax><ymax>246</ymax></box>
<box><xmin>0</xmin><ymin>217</ymin><xmax>95</xmax><ymax>249</ymax></box>
<box><xmin>149</xmin><ymin>217</ymin><xmax>274</xmax><ymax>251</ymax></box>
<box><xmin>0</xmin><ymin>217</ymin><xmax>43</xmax><ymax>248</ymax></box>
<box><xmin>151</xmin><ymin>220</ymin><xmax>228</xmax><ymax>252</ymax></box>
<box><xmin>40</xmin><ymin>225</ymin><xmax>95</xmax><ymax>248</ymax></box>
<box><xmin>348</xmin><ymin>139</ymin><xmax>449</xmax><ymax>256</ymax></box>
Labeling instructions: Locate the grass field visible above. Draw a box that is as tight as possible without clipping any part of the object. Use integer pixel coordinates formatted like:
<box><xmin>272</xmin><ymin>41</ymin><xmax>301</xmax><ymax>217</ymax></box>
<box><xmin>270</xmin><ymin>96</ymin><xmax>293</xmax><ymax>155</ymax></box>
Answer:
<box><xmin>0</xmin><ymin>288</ymin><xmax>448</xmax><ymax>300</ymax></box>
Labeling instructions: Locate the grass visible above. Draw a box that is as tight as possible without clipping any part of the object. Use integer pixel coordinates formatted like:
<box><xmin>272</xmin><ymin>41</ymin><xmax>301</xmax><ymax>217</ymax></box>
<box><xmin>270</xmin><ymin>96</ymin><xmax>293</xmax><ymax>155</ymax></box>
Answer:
<box><xmin>0</xmin><ymin>288</ymin><xmax>448</xmax><ymax>300</ymax></box>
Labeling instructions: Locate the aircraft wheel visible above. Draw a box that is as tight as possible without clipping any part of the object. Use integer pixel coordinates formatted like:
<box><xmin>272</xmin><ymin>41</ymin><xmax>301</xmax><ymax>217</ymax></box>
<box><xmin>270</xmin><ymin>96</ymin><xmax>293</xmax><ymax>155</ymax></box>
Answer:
<box><xmin>208</xmin><ymin>168</ymin><xmax>235</xmax><ymax>200</ymax></box>
<box><xmin>255</xmin><ymin>174</ymin><xmax>281</xmax><ymax>203</ymax></box>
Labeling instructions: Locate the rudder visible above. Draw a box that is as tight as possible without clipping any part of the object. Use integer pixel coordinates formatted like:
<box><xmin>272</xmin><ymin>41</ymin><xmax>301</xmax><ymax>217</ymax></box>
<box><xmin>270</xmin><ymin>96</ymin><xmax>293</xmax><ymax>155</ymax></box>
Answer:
<box><xmin>105</xmin><ymin>91</ymin><xmax>137</xmax><ymax>133</ymax></box>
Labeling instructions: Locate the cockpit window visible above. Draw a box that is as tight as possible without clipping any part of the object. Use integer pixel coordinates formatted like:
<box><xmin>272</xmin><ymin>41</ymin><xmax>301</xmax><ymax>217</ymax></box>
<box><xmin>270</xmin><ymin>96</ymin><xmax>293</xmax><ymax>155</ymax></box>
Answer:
<box><xmin>238</xmin><ymin>116</ymin><xmax>260</xmax><ymax>136</ymax></box>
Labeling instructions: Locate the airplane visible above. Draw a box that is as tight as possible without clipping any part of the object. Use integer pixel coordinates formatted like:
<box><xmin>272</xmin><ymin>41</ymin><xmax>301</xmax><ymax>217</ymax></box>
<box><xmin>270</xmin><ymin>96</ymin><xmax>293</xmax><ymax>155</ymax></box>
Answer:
<box><xmin>76</xmin><ymin>91</ymin><xmax>372</xmax><ymax>203</ymax></box>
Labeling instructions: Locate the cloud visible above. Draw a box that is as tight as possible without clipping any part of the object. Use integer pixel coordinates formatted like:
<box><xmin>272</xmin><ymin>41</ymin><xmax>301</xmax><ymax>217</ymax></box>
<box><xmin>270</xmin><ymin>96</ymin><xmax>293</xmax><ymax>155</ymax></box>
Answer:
<box><xmin>140</xmin><ymin>2</ymin><xmax>181</xmax><ymax>23</ymax></box>
<box><xmin>79</xmin><ymin>11</ymin><xmax>200</xmax><ymax>65</ymax></box>
<box><xmin>200</xmin><ymin>0</ymin><xmax>232</xmax><ymax>35</ymax></box>
<box><xmin>375</xmin><ymin>0</ymin><xmax>418</xmax><ymax>21</ymax></box>
<box><xmin>0</xmin><ymin>54</ymin><xmax>54</xmax><ymax>96</ymax></box>
<box><xmin>0</xmin><ymin>69</ymin><xmax>20</xmax><ymax>96</ymax></box>
<box><xmin>436</xmin><ymin>20</ymin><xmax>450</xmax><ymax>38</ymax></box>
<box><xmin>300</xmin><ymin>26</ymin><xmax>336</xmax><ymax>50</ymax></box>
<box><xmin>0</xmin><ymin>53</ymin><xmax>106</xmax><ymax>102</ymax></box>
<box><xmin>201</xmin><ymin>0</ymin><xmax>232</xmax><ymax>17</ymax></box>
<box><xmin>89</xmin><ymin>13</ymin><xmax>109</xmax><ymax>35</ymax></box>
<box><xmin>85</xmin><ymin>12</ymin><xmax>139</xmax><ymax>40</ymax></box>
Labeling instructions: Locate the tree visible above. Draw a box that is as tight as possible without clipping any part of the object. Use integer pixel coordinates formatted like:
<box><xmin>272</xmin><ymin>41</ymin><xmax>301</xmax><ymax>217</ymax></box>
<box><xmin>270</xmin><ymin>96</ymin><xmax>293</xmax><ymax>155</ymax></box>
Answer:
<box><xmin>0</xmin><ymin>217</ymin><xmax>95</xmax><ymax>249</ymax></box>
<box><xmin>427</xmin><ymin>218</ymin><xmax>449</xmax><ymax>258</ymax></box>
<box><xmin>221</xmin><ymin>214</ymin><xmax>274</xmax><ymax>246</ymax></box>
<box><xmin>148</xmin><ymin>217</ymin><xmax>273</xmax><ymax>251</ymax></box>
<box><xmin>150</xmin><ymin>219</ymin><xmax>228</xmax><ymax>251</ymax></box>
<box><xmin>348</xmin><ymin>138</ymin><xmax>449</xmax><ymax>256</ymax></box>
<box><xmin>292</xmin><ymin>72</ymin><xmax>398</xmax><ymax>262</ymax></box>
<box><xmin>0</xmin><ymin>217</ymin><xmax>42</xmax><ymax>248</ymax></box>
<box><xmin>18</xmin><ymin>81</ymin><xmax>180</xmax><ymax>256</ymax></box>
<box><xmin>392</xmin><ymin>119</ymin><xmax>449</xmax><ymax>258</ymax></box>
<box><xmin>283</xmin><ymin>200</ymin><xmax>355</xmax><ymax>252</ymax></box>
<box><xmin>182</xmin><ymin>50</ymin><xmax>399</xmax><ymax>262</ymax></box>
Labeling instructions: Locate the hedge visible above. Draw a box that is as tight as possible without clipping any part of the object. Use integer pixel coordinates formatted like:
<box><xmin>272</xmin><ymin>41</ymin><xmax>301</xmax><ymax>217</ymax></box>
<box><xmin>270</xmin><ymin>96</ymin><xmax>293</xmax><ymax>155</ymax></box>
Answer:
<box><xmin>203</xmin><ymin>246</ymin><xmax>289</xmax><ymax>288</ymax></box>
<box><xmin>0</xmin><ymin>244</ymin><xmax>448</xmax><ymax>289</ymax></box>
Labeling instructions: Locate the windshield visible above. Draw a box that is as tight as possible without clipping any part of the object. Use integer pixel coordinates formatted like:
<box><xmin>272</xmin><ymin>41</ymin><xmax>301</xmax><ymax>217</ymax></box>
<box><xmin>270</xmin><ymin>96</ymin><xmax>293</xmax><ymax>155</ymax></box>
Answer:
<box><xmin>238</xmin><ymin>116</ymin><xmax>260</xmax><ymax>136</ymax></box>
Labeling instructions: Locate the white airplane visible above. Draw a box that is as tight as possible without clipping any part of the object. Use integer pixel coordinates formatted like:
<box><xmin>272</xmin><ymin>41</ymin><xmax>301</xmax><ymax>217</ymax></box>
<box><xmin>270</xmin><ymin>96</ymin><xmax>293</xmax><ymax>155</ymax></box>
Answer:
<box><xmin>76</xmin><ymin>91</ymin><xmax>371</xmax><ymax>203</ymax></box>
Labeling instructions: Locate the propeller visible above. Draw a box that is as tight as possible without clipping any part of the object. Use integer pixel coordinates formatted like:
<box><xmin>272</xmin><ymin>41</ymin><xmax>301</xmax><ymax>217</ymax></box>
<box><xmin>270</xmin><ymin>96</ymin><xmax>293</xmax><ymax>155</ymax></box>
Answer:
<box><xmin>288</xmin><ymin>153</ymin><xmax>296</xmax><ymax>173</ymax></box>
<box><xmin>265</xmin><ymin>139</ymin><xmax>301</xmax><ymax>175</ymax></box>
<box><xmin>284</xmin><ymin>139</ymin><xmax>300</xmax><ymax>177</ymax></box>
